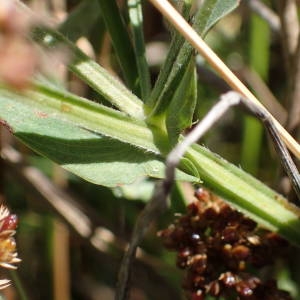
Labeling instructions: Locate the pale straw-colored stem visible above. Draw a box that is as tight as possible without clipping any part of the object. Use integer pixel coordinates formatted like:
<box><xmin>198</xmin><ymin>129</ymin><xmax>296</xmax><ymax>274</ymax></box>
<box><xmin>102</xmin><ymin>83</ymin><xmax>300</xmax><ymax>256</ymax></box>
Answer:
<box><xmin>148</xmin><ymin>0</ymin><xmax>300</xmax><ymax>159</ymax></box>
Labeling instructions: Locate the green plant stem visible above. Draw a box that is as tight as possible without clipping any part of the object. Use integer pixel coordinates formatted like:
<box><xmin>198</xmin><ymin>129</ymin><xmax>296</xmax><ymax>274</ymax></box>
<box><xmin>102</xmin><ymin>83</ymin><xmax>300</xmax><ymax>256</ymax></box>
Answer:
<box><xmin>97</xmin><ymin>0</ymin><xmax>139</xmax><ymax>94</ymax></box>
<box><xmin>128</xmin><ymin>0</ymin><xmax>151</xmax><ymax>100</ymax></box>
<box><xmin>186</xmin><ymin>145</ymin><xmax>300</xmax><ymax>244</ymax></box>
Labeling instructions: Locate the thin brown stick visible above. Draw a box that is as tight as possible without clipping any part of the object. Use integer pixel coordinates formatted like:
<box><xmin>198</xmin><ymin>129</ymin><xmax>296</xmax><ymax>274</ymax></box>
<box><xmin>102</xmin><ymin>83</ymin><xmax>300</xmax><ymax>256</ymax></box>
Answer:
<box><xmin>147</xmin><ymin>0</ymin><xmax>300</xmax><ymax>159</ymax></box>
<box><xmin>240</xmin><ymin>67</ymin><xmax>287</xmax><ymax>124</ymax></box>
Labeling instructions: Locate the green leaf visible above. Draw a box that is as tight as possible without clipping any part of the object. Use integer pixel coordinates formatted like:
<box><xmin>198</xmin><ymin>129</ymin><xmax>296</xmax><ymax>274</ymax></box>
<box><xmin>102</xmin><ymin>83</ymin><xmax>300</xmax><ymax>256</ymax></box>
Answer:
<box><xmin>166</xmin><ymin>61</ymin><xmax>197</xmax><ymax>145</ymax></box>
<box><xmin>145</xmin><ymin>0</ymin><xmax>191</xmax><ymax>110</ymax></box>
<box><xmin>0</xmin><ymin>86</ymin><xmax>196</xmax><ymax>186</ymax></box>
<box><xmin>97</xmin><ymin>0</ymin><xmax>139</xmax><ymax>94</ymax></box>
<box><xmin>147</xmin><ymin>0</ymin><xmax>239</xmax><ymax>117</ymax></box>
<box><xmin>32</xmin><ymin>27</ymin><xmax>144</xmax><ymax>119</ymax></box>
<box><xmin>59</xmin><ymin>0</ymin><xmax>100</xmax><ymax>42</ymax></box>
<box><xmin>197</xmin><ymin>0</ymin><xmax>240</xmax><ymax>37</ymax></box>
<box><xmin>12</xmin><ymin>82</ymin><xmax>157</xmax><ymax>153</ymax></box>
<box><xmin>128</xmin><ymin>0</ymin><xmax>151</xmax><ymax>100</ymax></box>
<box><xmin>113</xmin><ymin>178</ymin><xmax>155</xmax><ymax>202</ymax></box>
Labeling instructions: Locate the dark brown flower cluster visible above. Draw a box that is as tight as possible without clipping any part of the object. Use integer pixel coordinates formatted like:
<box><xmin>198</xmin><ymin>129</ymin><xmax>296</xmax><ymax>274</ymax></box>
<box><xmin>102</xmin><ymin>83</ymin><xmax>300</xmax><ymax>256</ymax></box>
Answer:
<box><xmin>0</xmin><ymin>205</ymin><xmax>20</xmax><ymax>289</ymax></box>
<box><xmin>158</xmin><ymin>188</ymin><xmax>292</xmax><ymax>300</ymax></box>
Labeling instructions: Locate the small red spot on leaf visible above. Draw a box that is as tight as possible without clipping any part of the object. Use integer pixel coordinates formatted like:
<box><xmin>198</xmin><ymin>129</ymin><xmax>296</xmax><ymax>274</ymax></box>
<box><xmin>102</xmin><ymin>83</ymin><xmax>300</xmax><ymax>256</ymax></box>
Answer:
<box><xmin>35</xmin><ymin>111</ymin><xmax>48</xmax><ymax>118</ymax></box>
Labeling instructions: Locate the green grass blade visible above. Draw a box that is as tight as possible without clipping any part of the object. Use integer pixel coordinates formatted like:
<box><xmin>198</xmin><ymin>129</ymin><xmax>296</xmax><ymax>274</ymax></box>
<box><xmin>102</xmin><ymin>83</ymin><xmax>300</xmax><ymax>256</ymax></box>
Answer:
<box><xmin>97</xmin><ymin>0</ymin><xmax>139</xmax><ymax>94</ymax></box>
<box><xmin>128</xmin><ymin>0</ymin><xmax>151</xmax><ymax>100</ymax></box>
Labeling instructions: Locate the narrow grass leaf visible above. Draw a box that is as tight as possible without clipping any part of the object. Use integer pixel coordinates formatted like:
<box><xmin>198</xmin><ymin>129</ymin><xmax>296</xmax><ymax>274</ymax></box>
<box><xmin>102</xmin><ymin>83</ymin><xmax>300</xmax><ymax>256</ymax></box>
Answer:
<box><xmin>128</xmin><ymin>0</ymin><xmax>151</xmax><ymax>100</ymax></box>
<box><xmin>32</xmin><ymin>27</ymin><xmax>144</xmax><ymax>119</ymax></box>
<box><xmin>166</xmin><ymin>61</ymin><xmax>197</xmax><ymax>145</ymax></box>
<box><xmin>97</xmin><ymin>0</ymin><xmax>139</xmax><ymax>94</ymax></box>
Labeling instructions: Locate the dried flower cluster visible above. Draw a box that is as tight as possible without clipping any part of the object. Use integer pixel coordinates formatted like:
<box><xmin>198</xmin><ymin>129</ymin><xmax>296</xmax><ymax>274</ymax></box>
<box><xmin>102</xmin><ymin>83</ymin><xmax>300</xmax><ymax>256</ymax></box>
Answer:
<box><xmin>0</xmin><ymin>0</ymin><xmax>38</xmax><ymax>89</ymax></box>
<box><xmin>158</xmin><ymin>188</ymin><xmax>292</xmax><ymax>300</ymax></box>
<box><xmin>0</xmin><ymin>205</ymin><xmax>20</xmax><ymax>289</ymax></box>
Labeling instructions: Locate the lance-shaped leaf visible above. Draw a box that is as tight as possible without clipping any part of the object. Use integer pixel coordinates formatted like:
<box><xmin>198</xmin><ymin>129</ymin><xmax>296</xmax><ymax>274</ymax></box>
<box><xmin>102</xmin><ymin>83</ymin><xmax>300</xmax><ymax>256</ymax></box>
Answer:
<box><xmin>166</xmin><ymin>61</ymin><xmax>197</xmax><ymax>145</ymax></box>
<box><xmin>147</xmin><ymin>0</ymin><xmax>240</xmax><ymax>117</ymax></box>
<box><xmin>97</xmin><ymin>0</ymin><xmax>139</xmax><ymax>94</ymax></box>
<box><xmin>31</xmin><ymin>27</ymin><xmax>144</xmax><ymax>119</ymax></box>
<box><xmin>128</xmin><ymin>0</ymin><xmax>151</xmax><ymax>100</ymax></box>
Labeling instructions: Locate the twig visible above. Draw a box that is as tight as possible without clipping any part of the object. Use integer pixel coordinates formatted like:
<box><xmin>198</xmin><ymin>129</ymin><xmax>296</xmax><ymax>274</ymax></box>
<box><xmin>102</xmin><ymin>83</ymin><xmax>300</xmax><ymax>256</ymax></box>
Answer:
<box><xmin>116</xmin><ymin>91</ymin><xmax>300</xmax><ymax>300</ymax></box>
<box><xmin>246</xmin><ymin>0</ymin><xmax>280</xmax><ymax>32</ymax></box>
<box><xmin>239</xmin><ymin>95</ymin><xmax>300</xmax><ymax>199</ymax></box>
<box><xmin>146</xmin><ymin>0</ymin><xmax>300</xmax><ymax>159</ymax></box>
<box><xmin>239</xmin><ymin>67</ymin><xmax>287</xmax><ymax>125</ymax></box>
<box><xmin>196</xmin><ymin>65</ymin><xmax>288</xmax><ymax>125</ymax></box>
